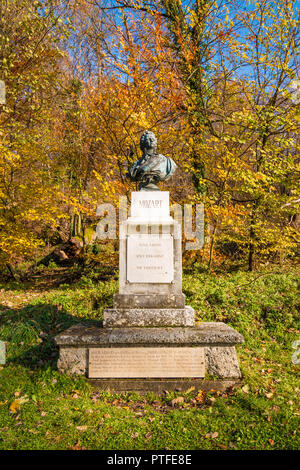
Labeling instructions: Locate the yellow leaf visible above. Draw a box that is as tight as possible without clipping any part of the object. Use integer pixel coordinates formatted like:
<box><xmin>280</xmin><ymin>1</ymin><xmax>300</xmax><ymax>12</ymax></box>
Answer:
<box><xmin>9</xmin><ymin>395</ymin><xmax>29</xmax><ymax>413</ymax></box>
<box><xmin>9</xmin><ymin>399</ymin><xmax>21</xmax><ymax>413</ymax></box>
<box><xmin>196</xmin><ymin>390</ymin><xmax>205</xmax><ymax>403</ymax></box>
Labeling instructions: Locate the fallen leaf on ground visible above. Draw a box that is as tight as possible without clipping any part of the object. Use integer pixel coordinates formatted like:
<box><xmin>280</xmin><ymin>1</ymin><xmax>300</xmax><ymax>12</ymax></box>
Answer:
<box><xmin>69</xmin><ymin>440</ymin><xmax>87</xmax><ymax>450</ymax></box>
<box><xmin>171</xmin><ymin>397</ymin><xmax>184</xmax><ymax>407</ymax></box>
<box><xmin>76</xmin><ymin>426</ymin><xmax>88</xmax><ymax>431</ymax></box>
<box><xmin>205</xmin><ymin>432</ymin><xmax>218</xmax><ymax>439</ymax></box>
<box><xmin>196</xmin><ymin>391</ymin><xmax>205</xmax><ymax>403</ymax></box>
<box><xmin>9</xmin><ymin>396</ymin><xmax>29</xmax><ymax>413</ymax></box>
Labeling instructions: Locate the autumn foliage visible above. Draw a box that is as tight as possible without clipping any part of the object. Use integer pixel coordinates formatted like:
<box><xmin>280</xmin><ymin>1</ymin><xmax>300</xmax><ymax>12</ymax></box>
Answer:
<box><xmin>0</xmin><ymin>0</ymin><xmax>299</xmax><ymax>272</ymax></box>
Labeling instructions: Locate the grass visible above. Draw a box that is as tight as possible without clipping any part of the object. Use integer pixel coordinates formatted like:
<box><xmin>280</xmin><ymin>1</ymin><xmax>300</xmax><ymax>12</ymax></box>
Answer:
<box><xmin>0</xmin><ymin>267</ymin><xmax>299</xmax><ymax>450</ymax></box>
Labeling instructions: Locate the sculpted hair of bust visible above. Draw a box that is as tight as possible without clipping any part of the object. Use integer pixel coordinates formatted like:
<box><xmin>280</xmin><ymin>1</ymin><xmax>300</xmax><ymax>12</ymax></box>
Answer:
<box><xmin>140</xmin><ymin>131</ymin><xmax>157</xmax><ymax>154</ymax></box>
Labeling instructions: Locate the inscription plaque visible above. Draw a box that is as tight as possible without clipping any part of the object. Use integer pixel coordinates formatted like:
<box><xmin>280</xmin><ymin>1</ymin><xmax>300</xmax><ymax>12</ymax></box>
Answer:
<box><xmin>127</xmin><ymin>234</ymin><xmax>173</xmax><ymax>283</ymax></box>
<box><xmin>88</xmin><ymin>347</ymin><xmax>205</xmax><ymax>378</ymax></box>
<box><xmin>130</xmin><ymin>191</ymin><xmax>169</xmax><ymax>218</ymax></box>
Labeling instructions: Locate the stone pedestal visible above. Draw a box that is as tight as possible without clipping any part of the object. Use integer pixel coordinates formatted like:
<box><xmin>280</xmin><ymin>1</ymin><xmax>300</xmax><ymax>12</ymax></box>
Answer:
<box><xmin>55</xmin><ymin>191</ymin><xmax>244</xmax><ymax>390</ymax></box>
<box><xmin>55</xmin><ymin>322</ymin><xmax>243</xmax><ymax>378</ymax></box>
<box><xmin>104</xmin><ymin>191</ymin><xmax>194</xmax><ymax>328</ymax></box>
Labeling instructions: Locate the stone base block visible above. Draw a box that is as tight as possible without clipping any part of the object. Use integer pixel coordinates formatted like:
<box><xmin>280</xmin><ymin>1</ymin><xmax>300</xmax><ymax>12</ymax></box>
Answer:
<box><xmin>113</xmin><ymin>293</ymin><xmax>186</xmax><ymax>309</ymax></box>
<box><xmin>55</xmin><ymin>322</ymin><xmax>244</xmax><ymax>382</ymax></box>
<box><xmin>89</xmin><ymin>378</ymin><xmax>242</xmax><ymax>394</ymax></box>
<box><xmin>103</xmin><ymin>306</ymin><xmax>195</xmax><ymax>327</ymax></box>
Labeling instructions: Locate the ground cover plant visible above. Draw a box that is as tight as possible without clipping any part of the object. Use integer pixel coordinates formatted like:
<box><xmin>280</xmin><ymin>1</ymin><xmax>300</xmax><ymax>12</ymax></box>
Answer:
<box><xmin>0</xmin><ymin>268</ymin><xmax>299</xmax><ymax>450</ymax></box>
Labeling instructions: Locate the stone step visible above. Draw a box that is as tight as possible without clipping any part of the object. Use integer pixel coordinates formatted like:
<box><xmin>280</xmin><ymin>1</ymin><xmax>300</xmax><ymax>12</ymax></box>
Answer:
<box><xmin>103</xmin><ymin>306</ymin><xmax>194</xmax><ymax>327</ymax></box>
<box><xmin>54</xmin><ymin>322</ymin><xmax>244</xmax><ymax>380</ymax></box>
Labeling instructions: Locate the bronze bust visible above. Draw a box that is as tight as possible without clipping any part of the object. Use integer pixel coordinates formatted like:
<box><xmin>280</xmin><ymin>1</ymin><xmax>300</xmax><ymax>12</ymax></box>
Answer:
<box><xmin>128</xmin><ymin>130</ymin><xmax>177</xmax><ymax>191</ymax></box>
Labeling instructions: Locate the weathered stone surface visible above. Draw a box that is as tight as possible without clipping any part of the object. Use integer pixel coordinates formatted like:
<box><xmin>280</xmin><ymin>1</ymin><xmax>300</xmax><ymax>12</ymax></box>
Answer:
<box><xmin>103</xmin><ymin>306</ymin><xmax>194</xmax><ymax>327</ymax></box>
<box><xmin>56</xmin><ymin>344</ymin><xmax>242</xmax><ymax>379</ymax></box>
<box><xmin>57</xmin><ymin>347</ymin><xmax>87</xmax><ymax>375</ymax></box>
<box><xmin>113</xmin><ymin>293</ymin><xmax>186</xmax><ymax>309</ymax></box>
<box><xmin>55</xmin><ymin>323</ymin><xmax>244</xmax><ymax>379</ymax></box>
<box><xmin>205</xmin><ymin>346</ymin><xmax>242</xmax><ymax>378</ymax></box>
<box><xmin>55</xmin><ymin>322</ymin><xmax>244</xmax><ymax>346</ymax></box>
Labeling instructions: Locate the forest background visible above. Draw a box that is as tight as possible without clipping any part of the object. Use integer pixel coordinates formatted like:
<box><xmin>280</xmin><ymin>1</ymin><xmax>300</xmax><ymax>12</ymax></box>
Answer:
<box><xmin>0</xmin><ymin>0</ymin><xmax>299</xmax><ymax>277</ymax></box>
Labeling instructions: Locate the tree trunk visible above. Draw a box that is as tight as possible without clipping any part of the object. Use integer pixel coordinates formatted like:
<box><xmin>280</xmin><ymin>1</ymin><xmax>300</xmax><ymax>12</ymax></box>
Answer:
<box><xmin>248</xmin><ymin>234</ymin><xmax>255</xmax><ymax>272</ymax></box>
<box><xmin>6</xmin><ymin>263</ymin><xmax>17</xmax><ymax>280</ymax></box>
<box><xmin>248</xmin><ymin>201</ymin><xmax>258</xmax><ymax>271</ymax></box>
<box><xmin>208</xmin><ymin>223</ymin><xmax>217</xmax><ymax>271</ymax></box>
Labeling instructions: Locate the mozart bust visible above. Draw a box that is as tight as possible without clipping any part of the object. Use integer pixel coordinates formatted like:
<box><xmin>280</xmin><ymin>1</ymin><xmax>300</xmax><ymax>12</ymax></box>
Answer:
<box><xmin>128</xmin><ymin>130</ymin><xmax>177</xmax><ymax>191</ymax></box>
